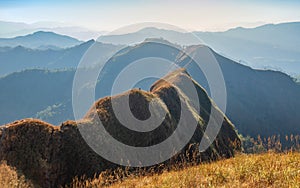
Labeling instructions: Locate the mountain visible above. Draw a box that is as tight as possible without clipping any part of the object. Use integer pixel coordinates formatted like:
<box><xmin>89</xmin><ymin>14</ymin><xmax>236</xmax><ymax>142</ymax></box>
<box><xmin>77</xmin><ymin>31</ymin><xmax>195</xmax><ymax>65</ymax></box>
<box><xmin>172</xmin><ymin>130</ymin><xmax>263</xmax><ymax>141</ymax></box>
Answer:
<box><xmin>0</xmin><ymin>31</ymin><xmax>82</xmax><ymax>49</ymax></box>
<box><xmin>0</xmin><ymin>21</ymin><xmax>105</xmax><ymax>40</ymax></box>
<box><xmin>1</xmin><ymin>40</ymin><xmax>300</xmax><ymax>138</ymax></box>
<box><xmin>2</xmin><ymin>22</ymin><xmax>300</xmax><ymax>74</ymax></box>
<box><xmin>98</xmin><ymin>27</ymin><xmax>200</xmax><ymax>45</ymax></box>
<box><xmin>93</xmin><ymin>40</ymin><xmax>300</xmax><ymax>138</ymax></box>
<box><xmin>178</xmin><ymin>45</ymin><xmax>300</xmax><ymax>137</ymax></box>
<box><xmin>215</xmin><ymin>22</ymin><xmax>300</xmax><ymax>51</ymax></box>
<box><xmin>0</xmin><ymin>69</ymin><xmax>240</xmax><ymax>187</ymax></box>
<box><xmin>0</xmin><ymin>40</ymin><xmax>119</xmax><ymax>76</ymax></box>
<box><xmin>98</xmin><ymin>22</ymin><xmax>300</xmax><ymax>75</ymax></box>
<box><xmin>195</xmin><ymin>22</ymin><xmax>300</xmax><ymax>75</ymax></box>
<box><xmin>0</xmin><ymin>69</ymin><xmax>75</xmax><ymax>125</ymax></box>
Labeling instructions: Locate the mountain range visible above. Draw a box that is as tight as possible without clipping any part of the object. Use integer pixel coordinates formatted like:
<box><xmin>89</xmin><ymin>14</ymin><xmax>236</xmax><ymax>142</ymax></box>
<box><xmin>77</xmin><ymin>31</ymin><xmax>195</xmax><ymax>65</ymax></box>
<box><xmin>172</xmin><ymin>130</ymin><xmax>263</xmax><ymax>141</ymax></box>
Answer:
<box><xmin>0</xmin><ymin>40</ymin><xmax>299</xmax><ymax>139</ymax></box>
<box><xmin>99</xmin><ymin>22</ymin><xmax>300</xmax><ymax>75</ymax></box>
<box><xmin>0</xmin><ymin>38</ymin><xmax>119</xmax><ymax>76</ymax></box>
<box><xmin>0</xmin><ymin>21</ymin><xmax>106</xmax><ymax>41</ymax></box>
<box><xmin>0</xmin><ymin>31</ymin><xmax>82</xmax><ymax>49</ymax></box>
<box><xmin>1</xmin><ymin>21</ymin><xmax>300</xmax><ymax>76</ymax></box>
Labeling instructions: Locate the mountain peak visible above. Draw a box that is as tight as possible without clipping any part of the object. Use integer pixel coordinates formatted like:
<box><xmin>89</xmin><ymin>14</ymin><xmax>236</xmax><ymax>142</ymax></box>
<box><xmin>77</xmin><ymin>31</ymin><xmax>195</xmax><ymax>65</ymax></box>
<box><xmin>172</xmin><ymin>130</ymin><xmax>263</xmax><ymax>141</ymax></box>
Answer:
<box><xmin>32</xmin><ymin>31</ymin><xmax>56</xmax><ymax>35</ymax></box>
<box><xmin>138</xmin><ymin>27</ymin><xmax>165</xmax><ymax>33</ymax></box>
<box><xmin>0</xmin><ymin>30</ymin><xmax>82</xmax><ymax>49</ymax></box>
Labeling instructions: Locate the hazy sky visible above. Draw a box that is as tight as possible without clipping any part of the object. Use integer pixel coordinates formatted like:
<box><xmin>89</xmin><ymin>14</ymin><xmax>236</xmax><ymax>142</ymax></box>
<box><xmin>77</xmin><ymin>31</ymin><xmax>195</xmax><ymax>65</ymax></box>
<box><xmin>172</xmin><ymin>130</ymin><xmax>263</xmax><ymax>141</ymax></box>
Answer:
<box><xmin>1</xmin><ymin>0</ymin><xmax>300</xmax><ymax>31</ymax></box>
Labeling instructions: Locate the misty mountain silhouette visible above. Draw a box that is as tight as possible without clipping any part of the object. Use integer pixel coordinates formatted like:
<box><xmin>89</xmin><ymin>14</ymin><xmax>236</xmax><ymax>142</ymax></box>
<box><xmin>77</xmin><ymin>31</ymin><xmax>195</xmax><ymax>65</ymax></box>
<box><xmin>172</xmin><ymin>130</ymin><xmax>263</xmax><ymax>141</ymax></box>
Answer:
<box><xmin>0</xmin><ymin>31</ymin><xmax>82</xmax><ymax>49</ymax></box>
<box><xmin>2</xmin><ymin>23</ymin><xmax>300</xmax><ymax>76</ymax></box>
<box><xmin>0</xmin><ymin>21</ymin><xmax>105</xmax><ymax>40</ymax></box>
<box><xmin>0</xmin><ymin>40</ymin><xmax>299</xmax><ymax>138</ymax></box>
<box><xmin>0</xmin><ymin>40</ymin><xmax>119</xmax><ymax>76</ymax></box>
<box><xmin>98</xmin><ymin>23</ymin><xmax>300</xmax><ymax>75</ymax></box>
<box><xmin>99</xmin><ymin>27</ymin><xmax>200</xmax><ymax>45</ymax></box>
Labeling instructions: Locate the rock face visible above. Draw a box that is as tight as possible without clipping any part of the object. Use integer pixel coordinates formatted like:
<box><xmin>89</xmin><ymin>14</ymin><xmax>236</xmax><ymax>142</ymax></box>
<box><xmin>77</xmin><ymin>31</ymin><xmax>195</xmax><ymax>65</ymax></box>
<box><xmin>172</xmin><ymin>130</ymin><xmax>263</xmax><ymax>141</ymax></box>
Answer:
<box><xmin>0</xmin><ymin>69</ymin><xmax>240</xmax><ymax>187</ymax></box>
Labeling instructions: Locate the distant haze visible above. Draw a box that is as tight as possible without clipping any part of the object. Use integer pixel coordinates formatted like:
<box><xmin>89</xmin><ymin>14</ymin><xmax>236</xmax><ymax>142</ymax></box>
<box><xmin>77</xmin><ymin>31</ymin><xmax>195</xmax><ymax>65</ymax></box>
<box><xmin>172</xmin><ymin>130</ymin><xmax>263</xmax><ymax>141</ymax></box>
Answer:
<box><xmin>0</xmin><ymin>0</ymin><xmax>300</xmax><ymax>32</ymax></box>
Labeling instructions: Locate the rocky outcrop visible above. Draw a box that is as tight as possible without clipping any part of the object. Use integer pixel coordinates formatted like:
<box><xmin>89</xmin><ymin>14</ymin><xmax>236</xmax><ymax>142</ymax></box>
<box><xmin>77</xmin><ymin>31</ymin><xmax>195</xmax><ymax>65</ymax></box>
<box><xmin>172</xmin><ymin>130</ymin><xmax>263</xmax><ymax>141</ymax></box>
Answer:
<box><xmin>0</xmin><ymin>69</ymin><xmax>240</xmax><ymax>187</ymax></box>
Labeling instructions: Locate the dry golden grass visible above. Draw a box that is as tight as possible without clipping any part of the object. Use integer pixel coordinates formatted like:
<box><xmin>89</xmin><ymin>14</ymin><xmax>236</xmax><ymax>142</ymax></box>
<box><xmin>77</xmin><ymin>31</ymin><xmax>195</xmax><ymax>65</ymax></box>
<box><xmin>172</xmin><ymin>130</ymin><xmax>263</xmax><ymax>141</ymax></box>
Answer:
<box><xmin>0</xmin><ymin>161</ymin><xmax>33</xmax><ymax>188</ymax></box>
<box><xmin>70</xmin><ymin>152</ymin><xmax>300</xmax><ymax>188</ymax></box>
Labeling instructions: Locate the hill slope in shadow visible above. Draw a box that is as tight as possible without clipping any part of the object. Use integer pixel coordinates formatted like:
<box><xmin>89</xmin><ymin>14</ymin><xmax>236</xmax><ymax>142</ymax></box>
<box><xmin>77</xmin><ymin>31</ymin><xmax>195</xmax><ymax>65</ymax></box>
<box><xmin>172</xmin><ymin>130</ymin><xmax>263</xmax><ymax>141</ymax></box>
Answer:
<box><xmin>177</xmin><ymin>45</ymin><xmax>300</xmax><ymax>137</ymax></box>
<box><xmin>1</xmin><ymin>40</ymin><xmax>299</xmax><ymax>138</ymax></box>
<box><xmin>0</xmin><ymin>40</ymin><xmax>119</xmax><ymax>76</ymax></box>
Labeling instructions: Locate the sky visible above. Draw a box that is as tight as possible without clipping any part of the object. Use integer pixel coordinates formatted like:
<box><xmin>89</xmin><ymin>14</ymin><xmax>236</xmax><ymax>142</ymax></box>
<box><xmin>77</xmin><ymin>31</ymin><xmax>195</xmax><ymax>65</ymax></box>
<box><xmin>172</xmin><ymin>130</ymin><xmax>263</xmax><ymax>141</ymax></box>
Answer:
<box><xmin>1</xmin><ymin>0</ymin><xmax>300</xmax><ymax>32</ymax></box>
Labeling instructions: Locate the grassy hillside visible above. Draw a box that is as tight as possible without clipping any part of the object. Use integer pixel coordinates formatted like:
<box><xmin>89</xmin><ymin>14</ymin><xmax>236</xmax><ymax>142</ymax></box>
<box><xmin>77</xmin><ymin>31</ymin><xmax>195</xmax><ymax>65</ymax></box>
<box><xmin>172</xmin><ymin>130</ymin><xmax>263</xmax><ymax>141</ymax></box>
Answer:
<box><xmin>0</xmin><ymin>70</ymin><xmax>240</xmax><ymax>187</ymax></box>
<box><xmin>70</xmin><ymin>152</ymin><xmax>300</xmax><ymax>188</ymax></box>
<box><xmin>2</xmin><ymin>152</ymin><xmax>299</xmax><ymax>187</ymax></box>
<box><xmin>0</xmin><ymin>162</ymin><xmax>33</xmax><ymax>188</ymax></box>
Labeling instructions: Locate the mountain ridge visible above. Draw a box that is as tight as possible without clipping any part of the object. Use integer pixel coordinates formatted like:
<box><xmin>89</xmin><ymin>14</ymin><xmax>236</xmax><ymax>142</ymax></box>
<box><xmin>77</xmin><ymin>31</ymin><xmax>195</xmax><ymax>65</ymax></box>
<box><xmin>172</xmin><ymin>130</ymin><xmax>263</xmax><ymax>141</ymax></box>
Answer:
<box><xmin>0</xmin><ymin>21</ymin><xmax>106</xmax><ymax>40</ymax></box>
<box><xmin>98</xmin><ymin>23</ymin><xmax>300</xmax><ymax>75</ymax></box>
<box><xmin>1</xmin><ymin>40</ymin><xmax>300</xmax><ymax>138</ymax></box>
<box><xmin>0</xmin><ymin>39</ymin><xmax>117</xmax><ymax>76</ymax></box>
<box><xmin>0</xmin><ymin>69</ymin><xmax>240</xmax><ymax>187</ymax></box>
<box><xmin>0</xmin><ymin>31</ymin><xmax>82</xmax><ymax>49</ymax></box>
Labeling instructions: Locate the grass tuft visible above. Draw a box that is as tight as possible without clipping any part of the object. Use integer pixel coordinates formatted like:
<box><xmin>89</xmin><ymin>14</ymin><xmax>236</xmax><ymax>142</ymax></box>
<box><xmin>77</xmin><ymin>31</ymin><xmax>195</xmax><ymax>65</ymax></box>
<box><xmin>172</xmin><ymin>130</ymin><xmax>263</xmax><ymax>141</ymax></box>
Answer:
<box><xmin>0</xmin><ymin>161</ymin><xmax>33</xmax><ymax>188</ymax></box>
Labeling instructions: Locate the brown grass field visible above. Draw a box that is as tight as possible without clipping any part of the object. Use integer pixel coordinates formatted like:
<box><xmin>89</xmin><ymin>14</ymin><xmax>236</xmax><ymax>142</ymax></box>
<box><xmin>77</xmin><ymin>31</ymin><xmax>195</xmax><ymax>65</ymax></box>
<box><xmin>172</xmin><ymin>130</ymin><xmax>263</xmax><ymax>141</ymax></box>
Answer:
<box><xmin>1</xmin><ymin>132</ymin><xmax>300</xmax><ymax>188</ymax></box>
<box><xmin>0</xmin><ymin>162</ymin><xmax>33</xmax><ymax>188</ymax></box>
<box><xmin>68</xmin><ymin>152</ymin><xmax>300</xmax><ymax>188</ymax></box>
<box><xmin>1</xmin><ymin>152</ymin><xmax>299</xmax><ymax>187</ymax></box>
